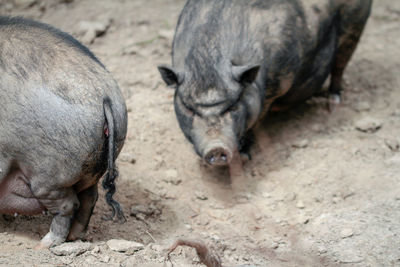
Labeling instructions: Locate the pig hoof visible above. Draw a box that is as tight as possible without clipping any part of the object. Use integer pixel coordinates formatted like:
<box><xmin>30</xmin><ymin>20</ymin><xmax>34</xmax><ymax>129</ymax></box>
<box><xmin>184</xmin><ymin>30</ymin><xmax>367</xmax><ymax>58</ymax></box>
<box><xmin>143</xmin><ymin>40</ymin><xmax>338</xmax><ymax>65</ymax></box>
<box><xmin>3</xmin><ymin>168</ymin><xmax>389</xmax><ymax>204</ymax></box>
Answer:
<box><xmin>240</xmin><ymin>152</ymin><xmax>251</xmax><ymax>163</ymax></box>
<box><xmin>328</xmin><ymin>93</ymin><xmax>341</xmax><ymax>112</ymax></box>
<box><xmin>66</xmin><ymin>232</ymin><xmax>80</xmax><ymax>241</ymax></box>
<box><xmin>67</xmin><ymin>224</ymin><xmax>85</xmax><ymax>241</ymax></box>
<box><xmin>36</xmin><ymin>232</ymin><xmax>65</xmax><ymax>249</ymax></box>
<box><xmin>34</xmin><ymin>243</ymin><xmax>49</xmax><ymax>250</ymax></box>
<box><xmin>2</xmin><ymin>214</ymin><xmax>15</xmax><ymax>222</ymax></box>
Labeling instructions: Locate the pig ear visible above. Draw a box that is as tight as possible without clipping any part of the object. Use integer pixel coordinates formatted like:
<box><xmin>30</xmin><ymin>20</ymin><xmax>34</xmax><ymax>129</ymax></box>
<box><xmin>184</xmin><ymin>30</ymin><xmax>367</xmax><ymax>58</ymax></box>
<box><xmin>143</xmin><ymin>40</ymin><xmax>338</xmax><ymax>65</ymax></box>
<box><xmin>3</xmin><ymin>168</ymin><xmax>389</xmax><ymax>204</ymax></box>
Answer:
<box><xmin>232</xmin><ymin>65</ymin><xmax>260</xmax><ymax>84</ymax></box>
<box><xmin>158</xmin><ymin>65</ymin><xmax>182</xmax><ymax>86</ymax></box>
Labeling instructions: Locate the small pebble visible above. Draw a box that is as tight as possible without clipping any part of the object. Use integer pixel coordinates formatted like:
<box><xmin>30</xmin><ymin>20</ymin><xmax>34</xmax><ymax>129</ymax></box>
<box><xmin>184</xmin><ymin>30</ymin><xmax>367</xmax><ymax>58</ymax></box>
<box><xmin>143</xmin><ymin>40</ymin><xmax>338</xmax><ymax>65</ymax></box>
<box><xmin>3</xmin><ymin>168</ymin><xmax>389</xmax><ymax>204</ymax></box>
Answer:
<box><xmin>332</xmin><ymin>196</ymin><xmax>341</xmax><ymax>204</ymax></box>
<box><xmin>235</xmin><ymin>193</ymin><xmax>251</xmax><ymax>204</ymax></box>
<box><xmin>122</xmin><ymin>46</ymin><xmax>138</xmax><ymax>56</ymax></box>
<box><xmin>296</xmin><ymin>200</ymin><xmax>305</xmax><ymax>209</ymax></box>
<box><xmin>292</xmin><ymin>139</ymin><xmax>309</xmax><ymax>148</ymax></box>
<box><xmin>196</xmin><ymin>216</ymin><xmax>210</xmax><ymax>226</ymax></box>
<box><xmin>163</xmin><ymin>169</ymin><xmax>182</xmax><ymax>185</ymax></box>
<box><xmin>261</xmin><ymin>192</ymin><xmax>271</xmax><ymax>198</ymax></box>
<box><xmin>355</xmin><ymin>117</ymin><xmax>382</xmax><ymax>133</ymax></box>
<box><xmin>211</xmin><ymin>234</ymin><xmax>220</xmax><ymax>242</ymax></box>
<box><xmin>91</xmin><ymin>245</ymin><xmax>100</xmax><ymax>255</ymax></box>
<box><xmin>273</xmin><ymin>237</ymin><xmax>282</xmax><ymax>243</ymax></box>
<box><xmin>385</xmin><ymin>138</ymin><xmax>399</xmax><ymax>151</ymax></box>
<box><xmin>119</xmin><ymin>152</ymin><xmax>136</xmax><ymax>164</ymax></box>
<box><xmin>77</xmin><ymin>18</ymin><xmax>112</xmax><ymax>44</ymax></box>
<box><xmin>271</xmin><ymin>242</ymin><xmax>279</xmax><ymax>249</ymax></box>
<box><xmin>314</xmin><ymin>196</ymin><xmax>323</xmax><ymax>203</ymax></box>
<box><xmin>195</xmin><ymin>190</ymin><xmax>208</xmax><ymax>200</ymax></box>
<box><xmin>158</xmin><ymin>29</ymin><xmax>174</xmax><ymax>41</ymax></box>
<box><xmin>318</xmin><ymin>246</ymin><xmax>327</xmax><ymax>254</ymax></box>
<box><xmin>103</xmin><ymin>255</ymin><xmax>110</xmax><ymax>263</ymax></box>
<box><xmin>354</xmin><ymin>101</ymin><xmax>371</xmax><ymax>112</ymax></box>
<box><xmin>130</xmin><ymin>203</ymin><xmax>160</xmax><ymax>218</ymax></box>
<box><xmin>255</xmin><ymin>213</ymin><xmax>263</xmax><ymax>221</ymax></box>
<box><xmin>340</xmin><ymin>228</ymin><xmax>354</xmax><ymax>238</ymax></box>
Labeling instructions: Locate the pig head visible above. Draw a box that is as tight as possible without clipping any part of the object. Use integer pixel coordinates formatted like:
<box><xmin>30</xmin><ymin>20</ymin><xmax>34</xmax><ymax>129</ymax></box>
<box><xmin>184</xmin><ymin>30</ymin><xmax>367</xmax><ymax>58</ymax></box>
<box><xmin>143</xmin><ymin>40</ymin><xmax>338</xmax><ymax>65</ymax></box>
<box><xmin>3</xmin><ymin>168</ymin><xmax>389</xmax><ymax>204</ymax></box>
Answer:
<box><xmin>159</xmin><ymin>61</ymin><xmax>262</xmax><ymax>166</ymax></box>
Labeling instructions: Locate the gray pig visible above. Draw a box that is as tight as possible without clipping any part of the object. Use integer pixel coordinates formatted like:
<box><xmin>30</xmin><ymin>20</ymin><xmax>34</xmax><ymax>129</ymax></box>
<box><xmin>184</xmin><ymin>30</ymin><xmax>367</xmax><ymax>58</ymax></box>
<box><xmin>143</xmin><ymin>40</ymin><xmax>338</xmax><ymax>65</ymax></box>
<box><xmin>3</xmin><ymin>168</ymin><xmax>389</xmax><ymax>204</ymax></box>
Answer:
<box><xmin>0</xmin><ymin>17</ymin><xmax>127</xmax><ymax>247</ymax></box>
<box><xmin>159</xmin><ymin>0</ymin><xmax>372</xmax><ymax>166</ymax></box>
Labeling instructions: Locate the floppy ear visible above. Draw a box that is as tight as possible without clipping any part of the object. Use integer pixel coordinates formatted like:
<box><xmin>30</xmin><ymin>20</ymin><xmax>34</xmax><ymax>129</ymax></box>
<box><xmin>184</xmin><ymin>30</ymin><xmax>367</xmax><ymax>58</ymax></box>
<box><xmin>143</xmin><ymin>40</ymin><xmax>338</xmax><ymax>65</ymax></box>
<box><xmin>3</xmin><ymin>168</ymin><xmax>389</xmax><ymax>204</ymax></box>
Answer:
<box><xmin>232</xmin><ymin>65</ymin><xmax>260</xmax><ymax>84</ymax></box>
<box><xmin>158</xmin><ymin>65</ymin><xmax>182</xmax><ymax>86</ymax></box>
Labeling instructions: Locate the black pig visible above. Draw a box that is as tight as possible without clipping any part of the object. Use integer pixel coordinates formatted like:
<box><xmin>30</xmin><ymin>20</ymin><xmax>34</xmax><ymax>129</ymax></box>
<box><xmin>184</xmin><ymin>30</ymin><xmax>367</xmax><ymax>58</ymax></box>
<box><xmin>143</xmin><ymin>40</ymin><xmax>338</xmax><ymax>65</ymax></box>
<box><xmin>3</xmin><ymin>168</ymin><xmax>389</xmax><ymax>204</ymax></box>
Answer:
<box><xmin>159</xmin><ymin>0</ymin><xmax>372</xmax><ymax>167</ymax></box>
<box><xmin>0</xmin><ymin>17</ymin><xmax>127</xmax><ymax>247</ymax></box>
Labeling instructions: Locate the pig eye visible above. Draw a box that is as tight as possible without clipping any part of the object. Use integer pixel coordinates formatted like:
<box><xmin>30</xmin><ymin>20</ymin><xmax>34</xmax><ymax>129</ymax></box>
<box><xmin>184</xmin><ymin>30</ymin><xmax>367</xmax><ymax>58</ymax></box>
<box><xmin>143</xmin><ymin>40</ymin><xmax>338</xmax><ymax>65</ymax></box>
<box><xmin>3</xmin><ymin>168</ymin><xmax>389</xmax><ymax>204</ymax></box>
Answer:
<box><xmin>228</xmin><ymin>104</ymin><xmax>239</xmax><ymax>112</ymax></box>
<box><xmin>221</xmin><ymin>90</ymin><xmax>244</xmax><ymax>115</ymax></box>
<box><xmin>221</xmin><ymin>102</ymin><xmax>239</xmax><ymax>115</ymax></box>
<box><xmin>177</xmin><ymin>96</ymin><xmax>195</xmax><ymax>116</ymax></box>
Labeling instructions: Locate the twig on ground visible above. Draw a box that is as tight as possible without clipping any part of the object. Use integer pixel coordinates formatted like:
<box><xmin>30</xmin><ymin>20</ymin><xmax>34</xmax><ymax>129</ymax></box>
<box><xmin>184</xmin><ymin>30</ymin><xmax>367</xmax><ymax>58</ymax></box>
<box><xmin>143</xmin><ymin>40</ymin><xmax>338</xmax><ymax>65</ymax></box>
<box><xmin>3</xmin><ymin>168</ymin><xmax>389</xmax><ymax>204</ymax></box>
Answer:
<box><xmin>165</xmin><ymin>239</ymin><xmax>222</xmax><ymax>267</ymax></box>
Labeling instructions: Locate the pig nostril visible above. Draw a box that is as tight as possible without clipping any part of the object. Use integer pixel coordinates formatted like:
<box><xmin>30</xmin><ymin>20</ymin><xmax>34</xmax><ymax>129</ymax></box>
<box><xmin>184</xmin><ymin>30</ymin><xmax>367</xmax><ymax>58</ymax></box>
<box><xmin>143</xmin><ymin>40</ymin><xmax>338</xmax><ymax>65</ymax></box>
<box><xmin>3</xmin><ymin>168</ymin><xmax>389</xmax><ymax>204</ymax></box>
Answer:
<box><xmin>209</xmin><ymin>156</ymin><xmax>216</xmax><ymax>164</ymax></box>
<box><xmin>220</xmin><ymin>153</ymin><xmax>227</xmax><ymax>162</ymax></box>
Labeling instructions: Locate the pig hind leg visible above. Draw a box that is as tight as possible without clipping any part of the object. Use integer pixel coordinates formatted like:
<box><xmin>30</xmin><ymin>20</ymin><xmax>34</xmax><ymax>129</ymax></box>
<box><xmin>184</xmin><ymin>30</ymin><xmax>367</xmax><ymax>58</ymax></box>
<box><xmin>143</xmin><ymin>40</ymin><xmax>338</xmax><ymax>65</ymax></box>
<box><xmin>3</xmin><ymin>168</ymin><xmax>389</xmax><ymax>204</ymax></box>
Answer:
<box><xmin>329</xmin><ymin>1</ymin><xmax>372</xmax><ymax>105</ymax></box>
<box><xmin>67</xmin><ymin>185</ymin><xmax>98</xmax><ymax>241</ymax></box>
<box><xmin>31</xmin><ymin>184</ymin><xmax>80</xmax><ymax>248</ymax></box>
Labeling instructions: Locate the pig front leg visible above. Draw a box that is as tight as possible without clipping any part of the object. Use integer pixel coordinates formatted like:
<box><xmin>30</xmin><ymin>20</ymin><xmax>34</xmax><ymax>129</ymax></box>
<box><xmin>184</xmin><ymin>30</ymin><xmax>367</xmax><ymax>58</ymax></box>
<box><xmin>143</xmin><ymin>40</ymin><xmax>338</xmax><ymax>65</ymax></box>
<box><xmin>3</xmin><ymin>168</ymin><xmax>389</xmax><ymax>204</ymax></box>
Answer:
<box><xmin>238</xmin><ymin>130</ymin><xmax>255</xmax><ymax>163</ymax></box>
<box><xmin>67</xmin><ymin>185</ymin><xmax>98</xmax><ymax>241</ymax></box>
<box><xmin>33</xmin><ymin>187</ymin><xmax>79</xmax><ymax>248</ymax></box>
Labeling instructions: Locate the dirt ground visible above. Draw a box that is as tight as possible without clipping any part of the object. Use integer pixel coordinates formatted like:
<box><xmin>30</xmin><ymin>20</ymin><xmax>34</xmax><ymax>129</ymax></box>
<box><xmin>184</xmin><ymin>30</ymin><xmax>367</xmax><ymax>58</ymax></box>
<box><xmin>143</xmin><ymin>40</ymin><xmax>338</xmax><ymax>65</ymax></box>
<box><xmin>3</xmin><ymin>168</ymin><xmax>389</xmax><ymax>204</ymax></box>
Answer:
<box><xmin>1</xmin><ymin>0</ymin><xmax>400</xmax><ymax>266</ymax></box>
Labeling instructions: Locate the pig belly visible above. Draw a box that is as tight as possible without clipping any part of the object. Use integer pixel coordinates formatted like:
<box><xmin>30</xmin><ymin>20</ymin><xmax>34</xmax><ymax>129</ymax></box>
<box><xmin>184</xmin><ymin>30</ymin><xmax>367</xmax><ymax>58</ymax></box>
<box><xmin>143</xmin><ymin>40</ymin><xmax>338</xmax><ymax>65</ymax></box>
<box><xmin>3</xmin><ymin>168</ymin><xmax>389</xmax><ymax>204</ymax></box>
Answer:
<box><xmin>0</xmin><ymin>170</ymin><xmax>45</xmax><ymax>215</ymax></box>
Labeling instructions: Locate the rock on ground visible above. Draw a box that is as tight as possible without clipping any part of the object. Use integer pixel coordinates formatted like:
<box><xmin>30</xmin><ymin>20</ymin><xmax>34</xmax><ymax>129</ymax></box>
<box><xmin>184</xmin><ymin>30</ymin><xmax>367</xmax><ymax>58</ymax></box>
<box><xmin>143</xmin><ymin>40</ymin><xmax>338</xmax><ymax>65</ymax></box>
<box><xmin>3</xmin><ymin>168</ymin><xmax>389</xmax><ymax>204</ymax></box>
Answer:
<box><xmin>106</xmin><ymin>239</ymin><xmax>144</xmax><ymax>253</ymax></box>
<box><xmin>50</xmin><ymin>241</ymin><xmax>92</xmax><ymax>256</ymax></box>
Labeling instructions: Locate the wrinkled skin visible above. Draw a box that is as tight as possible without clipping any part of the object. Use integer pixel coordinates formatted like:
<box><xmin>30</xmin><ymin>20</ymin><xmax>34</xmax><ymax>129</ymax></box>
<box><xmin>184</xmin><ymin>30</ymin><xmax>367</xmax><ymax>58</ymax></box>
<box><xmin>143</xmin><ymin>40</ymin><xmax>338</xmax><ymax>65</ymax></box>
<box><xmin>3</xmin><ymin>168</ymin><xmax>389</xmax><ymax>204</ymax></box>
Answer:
<box><xmin>159</xmin><ymin>0</ymin><xmax>372</xmax><ymax>167</ymax></box>
<box><xmin>0</xmin><ymin>17</ymin><xmax>127</xmax><ymax>247</ymax></box>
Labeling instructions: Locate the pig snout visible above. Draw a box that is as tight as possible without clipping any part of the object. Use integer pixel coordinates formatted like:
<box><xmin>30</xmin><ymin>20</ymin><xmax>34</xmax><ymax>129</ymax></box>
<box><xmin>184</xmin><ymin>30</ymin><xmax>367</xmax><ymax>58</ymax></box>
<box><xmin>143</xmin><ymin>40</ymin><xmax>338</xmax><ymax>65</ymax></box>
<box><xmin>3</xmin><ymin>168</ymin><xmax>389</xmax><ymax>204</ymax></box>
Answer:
<box><xmin>203</xmin><ymin>141</ymin><xmax>234</xmax><ymax>166</ymax></box>
<box><xmin>190</xmin><ymin>112</ymin><xmax>239</xmax><ymax>166</ymax></box>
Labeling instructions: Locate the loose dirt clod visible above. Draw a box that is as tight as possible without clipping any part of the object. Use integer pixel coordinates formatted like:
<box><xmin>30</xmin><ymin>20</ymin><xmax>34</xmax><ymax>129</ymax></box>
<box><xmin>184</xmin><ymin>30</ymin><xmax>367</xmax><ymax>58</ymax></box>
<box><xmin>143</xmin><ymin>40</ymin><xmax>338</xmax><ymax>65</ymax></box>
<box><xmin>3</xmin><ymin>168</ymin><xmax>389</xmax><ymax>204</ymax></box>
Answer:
<box><xmin>165</xmin><ymin>239</ymin><xmax>222</xmax><ymax>267</ymax></box>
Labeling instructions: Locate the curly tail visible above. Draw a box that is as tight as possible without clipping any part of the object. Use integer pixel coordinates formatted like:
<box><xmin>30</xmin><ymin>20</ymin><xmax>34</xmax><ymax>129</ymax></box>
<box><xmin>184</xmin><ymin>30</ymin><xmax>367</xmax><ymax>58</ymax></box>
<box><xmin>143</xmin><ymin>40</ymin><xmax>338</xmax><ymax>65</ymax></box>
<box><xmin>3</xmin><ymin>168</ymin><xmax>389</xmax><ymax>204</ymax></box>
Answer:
<box><xmin>102</xmin><ymin>98</ymin><xmax>126</xmax><ymax>222</ymax></box>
